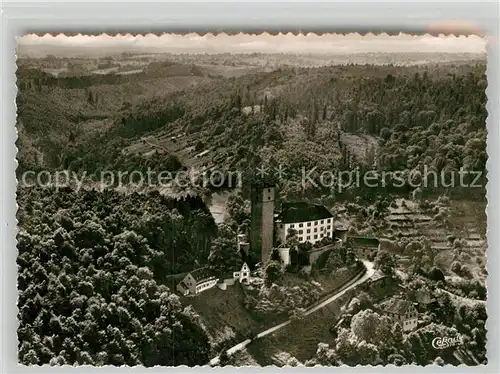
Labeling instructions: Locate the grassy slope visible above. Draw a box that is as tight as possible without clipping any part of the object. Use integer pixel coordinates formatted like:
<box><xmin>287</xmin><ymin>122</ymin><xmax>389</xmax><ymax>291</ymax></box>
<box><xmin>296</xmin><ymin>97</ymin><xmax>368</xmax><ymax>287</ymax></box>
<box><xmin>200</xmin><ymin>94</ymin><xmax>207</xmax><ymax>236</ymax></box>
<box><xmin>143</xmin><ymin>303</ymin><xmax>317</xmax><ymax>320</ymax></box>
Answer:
<box><xmin>246</xmin><ymin>288</ymin><xmax>354</xmax><ymax>365</ymax></box>
<box><xmin>182</xmin><ymin>266</ymin><xmax>361</xmax><ymax>353</ymax></box>
<box><xmin>181</xmin><ymin>283</ymin><xmax>267</xmax><ymax>349</ymax></box>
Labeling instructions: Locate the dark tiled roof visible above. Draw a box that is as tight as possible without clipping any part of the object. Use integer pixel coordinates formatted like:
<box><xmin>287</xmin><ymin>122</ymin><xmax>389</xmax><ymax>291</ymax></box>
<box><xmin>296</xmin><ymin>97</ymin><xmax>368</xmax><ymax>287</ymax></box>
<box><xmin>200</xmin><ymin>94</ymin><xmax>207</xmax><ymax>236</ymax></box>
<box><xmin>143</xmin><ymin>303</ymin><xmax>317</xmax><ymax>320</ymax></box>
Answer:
<box><xmin>178</xmin><ymin>281</ymin><xmax>189</xmax><ymax>290</ymax></box>
<box><xmin>347</xmin><ymin>236</ymin><xmax>380</xmax><ymax>248</ymax></box>
<box><xmin>379</xmin><ymin>298</ymin><xmax>414</xmax><ymax>315</ymax></box>
<box><xmin>278</xmin><ymin>202</ymin><xmax>334</xmax><ymax>224</ymax></box>
<box><xmin>189</xmin><ymin>267</ymin><xmax>218</xmax><ymax>283</ymax></box>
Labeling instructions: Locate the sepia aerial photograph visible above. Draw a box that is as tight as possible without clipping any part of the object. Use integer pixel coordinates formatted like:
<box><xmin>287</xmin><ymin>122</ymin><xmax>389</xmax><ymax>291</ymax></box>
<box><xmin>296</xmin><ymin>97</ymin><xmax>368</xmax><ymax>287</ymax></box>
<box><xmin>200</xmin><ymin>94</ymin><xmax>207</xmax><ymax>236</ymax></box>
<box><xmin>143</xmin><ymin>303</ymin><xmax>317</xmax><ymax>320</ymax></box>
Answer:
<box><xmin>16</xmin><ymin>33</ymin><xmax>487</xmax><ymax>367</ymax></box>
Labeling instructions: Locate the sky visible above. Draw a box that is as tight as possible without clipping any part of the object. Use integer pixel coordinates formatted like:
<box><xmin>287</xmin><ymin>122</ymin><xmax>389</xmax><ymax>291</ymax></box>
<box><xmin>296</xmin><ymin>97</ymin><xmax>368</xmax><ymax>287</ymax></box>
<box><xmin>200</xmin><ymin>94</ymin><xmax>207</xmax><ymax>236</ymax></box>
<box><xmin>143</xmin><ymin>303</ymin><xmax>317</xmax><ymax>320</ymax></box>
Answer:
<box><xmin>17</xmin><ymin>33</ymin><xmax>487</xmax><ymax>56</ymax></box>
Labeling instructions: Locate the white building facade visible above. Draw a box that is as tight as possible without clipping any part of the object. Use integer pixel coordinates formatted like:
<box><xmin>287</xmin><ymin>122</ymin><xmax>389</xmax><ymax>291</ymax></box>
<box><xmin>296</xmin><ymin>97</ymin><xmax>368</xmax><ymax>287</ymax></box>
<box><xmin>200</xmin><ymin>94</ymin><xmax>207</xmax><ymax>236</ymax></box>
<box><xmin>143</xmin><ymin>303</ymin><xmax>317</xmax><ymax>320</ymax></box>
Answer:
<box><xmin>379</xmin><ymin>298</ymin><xmax>419</xmax><ymax>332</ymax></box>
<box><xmin>276</xmin><ymin>217</ymin><xmax>335</xmax><ymax>245</ymax></box>
<box><xmin>218</xmin><ymin>262</ymin><xmax>251</xmax><ymax>290</ymax></box>
<box><xmin>176</xmin><ymin>268</ymin><xmax>219</xmax><ymax>296</ymax></box>
<box><xmin>232</xmin><ymin>262</ymin><xmax>250</xmax><ymax>282</ymax></box>
<box><xmin>275</xmin><ymin>202</ymin><xmax>335</xmax><ymax>246</ymax></box>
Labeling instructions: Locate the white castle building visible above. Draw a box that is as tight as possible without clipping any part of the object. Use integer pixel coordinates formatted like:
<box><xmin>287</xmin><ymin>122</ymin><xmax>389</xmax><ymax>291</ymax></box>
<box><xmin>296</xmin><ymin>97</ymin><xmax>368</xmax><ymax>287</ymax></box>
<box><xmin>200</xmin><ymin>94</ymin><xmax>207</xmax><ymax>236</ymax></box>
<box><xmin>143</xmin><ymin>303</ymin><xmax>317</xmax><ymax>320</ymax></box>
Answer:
<box><xmin>275</xmin><ymin>201</ymin><xmax>335</xmax><ymax>246</ymax></box>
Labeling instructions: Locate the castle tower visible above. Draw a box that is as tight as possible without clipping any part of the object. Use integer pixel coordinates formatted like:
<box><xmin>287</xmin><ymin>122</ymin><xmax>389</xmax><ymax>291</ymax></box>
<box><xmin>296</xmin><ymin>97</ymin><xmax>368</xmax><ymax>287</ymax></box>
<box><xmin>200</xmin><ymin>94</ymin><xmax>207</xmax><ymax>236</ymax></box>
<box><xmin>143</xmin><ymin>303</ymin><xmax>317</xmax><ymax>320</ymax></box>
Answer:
<box><xmin>250</xmin><ymin>184</ymin><xmax>275</xmax><ymax>265</ymax></box>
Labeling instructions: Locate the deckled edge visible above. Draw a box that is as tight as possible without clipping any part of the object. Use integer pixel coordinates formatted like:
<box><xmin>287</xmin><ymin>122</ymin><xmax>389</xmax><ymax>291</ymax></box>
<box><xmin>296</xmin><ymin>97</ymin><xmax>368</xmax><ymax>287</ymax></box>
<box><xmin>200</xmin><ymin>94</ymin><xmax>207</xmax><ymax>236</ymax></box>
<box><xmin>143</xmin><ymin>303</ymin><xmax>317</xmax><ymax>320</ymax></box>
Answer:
<box><xmin>484</xmin><ymin>19</ymin><xmax>493</xmax><ymax>370</ymax></box>
<box><xmin>19</xmin><ymin>31</ymin><xmax>486</xmax><ymax>38</ymax></box>
<box><xmin>13</xmin><ymin>36</ymin><xmax>20</xmax><ymax>368</ymax></box>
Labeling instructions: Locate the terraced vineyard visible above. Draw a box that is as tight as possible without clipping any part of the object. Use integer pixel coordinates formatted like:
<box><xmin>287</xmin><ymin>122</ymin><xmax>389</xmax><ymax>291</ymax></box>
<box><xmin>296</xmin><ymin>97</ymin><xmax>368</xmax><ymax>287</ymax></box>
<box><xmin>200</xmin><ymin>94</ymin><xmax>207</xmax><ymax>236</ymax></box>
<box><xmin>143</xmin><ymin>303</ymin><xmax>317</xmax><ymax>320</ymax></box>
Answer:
<box><xmin>381</xmin><ymin>198</ymin><xmax>487</xmax><ymax>281</ymax></box>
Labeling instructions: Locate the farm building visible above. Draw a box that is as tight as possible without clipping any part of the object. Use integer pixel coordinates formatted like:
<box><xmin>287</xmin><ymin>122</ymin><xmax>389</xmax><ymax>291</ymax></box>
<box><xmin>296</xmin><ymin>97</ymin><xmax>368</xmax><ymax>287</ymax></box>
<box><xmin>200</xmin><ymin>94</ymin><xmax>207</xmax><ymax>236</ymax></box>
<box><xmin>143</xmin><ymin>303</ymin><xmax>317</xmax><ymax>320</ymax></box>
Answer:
<box><xmin>176</xmin><ymin>268</ymin><xmax>219</xmax><ymax>296</ymax></box>
<box><xmin>378</xmin><ymin>297</ymin><xmax>418</xmax><ymax>332</ymax></box>
<box><xmin>347</xmin><ymin>236</ymin><xmax>380</xmax><ymax>259</ymax></box>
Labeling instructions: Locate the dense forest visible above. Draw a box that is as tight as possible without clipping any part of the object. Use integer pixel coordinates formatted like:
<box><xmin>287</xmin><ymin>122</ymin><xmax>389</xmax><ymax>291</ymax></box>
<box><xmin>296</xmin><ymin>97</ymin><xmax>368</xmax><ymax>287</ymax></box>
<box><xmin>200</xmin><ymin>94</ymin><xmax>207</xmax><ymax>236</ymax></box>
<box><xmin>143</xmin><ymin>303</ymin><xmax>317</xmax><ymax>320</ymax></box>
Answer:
<box><xmin>17</xmin><ymin>187</ymin><xmax>218</xmax><ymax>365</ymax></box>
<box><xmin>17</xmin><ymin>62</ymin><xmax>486</xmax><ymax>201</ymax></box>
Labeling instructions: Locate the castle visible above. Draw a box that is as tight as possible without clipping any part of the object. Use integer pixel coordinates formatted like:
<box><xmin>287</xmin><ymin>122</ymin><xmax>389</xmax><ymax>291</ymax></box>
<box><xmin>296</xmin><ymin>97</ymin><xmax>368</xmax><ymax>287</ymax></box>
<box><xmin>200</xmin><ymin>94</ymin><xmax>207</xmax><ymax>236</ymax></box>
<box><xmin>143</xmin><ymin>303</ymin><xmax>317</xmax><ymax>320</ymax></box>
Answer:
<box><xmin>248</xmin><ymin>184</ymin><xmax>342</xmax><ymax>266</ymax></box>
<box><xmin>178</xmin><ymin>184</ymin><xmax>380</xmax><ymax>296</ymax></box>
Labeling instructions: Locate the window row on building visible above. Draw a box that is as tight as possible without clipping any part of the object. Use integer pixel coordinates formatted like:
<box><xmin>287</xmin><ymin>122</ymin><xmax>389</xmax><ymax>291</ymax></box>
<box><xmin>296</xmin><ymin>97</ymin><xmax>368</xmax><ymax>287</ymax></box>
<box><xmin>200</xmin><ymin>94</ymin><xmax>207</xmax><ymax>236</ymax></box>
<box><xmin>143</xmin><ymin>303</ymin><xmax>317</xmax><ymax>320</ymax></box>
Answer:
<box><xmin>196</xmin><ymin>280</ymin><xmax>217</xmax><ymax>292</ymax></box>
<box><xmin>289</xmin><ymin>218</ymin><xmax>332</xmax><ymax>228</ymax></box>
<box><xmin>297</xmin><ymin>225</ymin><xmax>332</xmax><ymax>235</ymax></box>
<box><xmin>297</xmin><ymin>232</ymin><xmax>330</xmax><ymax>242</ymax></box>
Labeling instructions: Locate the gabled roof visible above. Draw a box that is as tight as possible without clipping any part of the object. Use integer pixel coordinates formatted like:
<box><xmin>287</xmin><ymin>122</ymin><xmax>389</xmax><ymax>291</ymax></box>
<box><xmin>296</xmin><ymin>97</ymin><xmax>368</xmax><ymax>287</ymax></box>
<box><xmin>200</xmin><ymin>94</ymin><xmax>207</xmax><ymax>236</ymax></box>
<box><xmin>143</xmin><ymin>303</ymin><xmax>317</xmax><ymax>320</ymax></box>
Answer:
<box><xmin>219</xmin><ymin>261</ymin><xmax>248</xmax><ymax>279</ymax></box>
<box><xmin>379</xmin><ymin>298</ymin><xmax>415</xmax><ymax>315</ymax></box>
<box><xmin>278</xmin><ymin>202</ymin><xmax>334</xmax><ymax>224</ymax></box>
<box><xmin>188</xmin><ymin>267</ymin><xmax>218</xmax><ymax>284</ymax></box>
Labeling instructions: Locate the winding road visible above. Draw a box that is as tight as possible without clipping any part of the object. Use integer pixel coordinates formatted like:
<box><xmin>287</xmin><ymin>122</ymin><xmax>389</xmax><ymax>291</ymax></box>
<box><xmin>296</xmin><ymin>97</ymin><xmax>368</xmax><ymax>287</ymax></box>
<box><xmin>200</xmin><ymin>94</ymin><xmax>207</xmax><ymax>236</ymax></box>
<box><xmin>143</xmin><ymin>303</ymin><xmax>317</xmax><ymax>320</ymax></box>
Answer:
<box><xmin>209</xmin><ymin>260</ymin><xmax>375</xmax><ymax>366</ymax></box>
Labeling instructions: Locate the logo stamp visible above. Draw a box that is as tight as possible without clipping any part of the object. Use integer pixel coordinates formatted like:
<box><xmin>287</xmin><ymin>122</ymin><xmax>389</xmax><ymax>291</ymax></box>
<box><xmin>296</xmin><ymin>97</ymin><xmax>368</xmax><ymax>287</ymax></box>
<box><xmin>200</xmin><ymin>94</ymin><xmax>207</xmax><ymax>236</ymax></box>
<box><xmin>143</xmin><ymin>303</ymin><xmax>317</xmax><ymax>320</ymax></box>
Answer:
<box><xmin>432</xmin><ymin>336</ymin><xmax>463</xmax><ymax>349</ymax></box>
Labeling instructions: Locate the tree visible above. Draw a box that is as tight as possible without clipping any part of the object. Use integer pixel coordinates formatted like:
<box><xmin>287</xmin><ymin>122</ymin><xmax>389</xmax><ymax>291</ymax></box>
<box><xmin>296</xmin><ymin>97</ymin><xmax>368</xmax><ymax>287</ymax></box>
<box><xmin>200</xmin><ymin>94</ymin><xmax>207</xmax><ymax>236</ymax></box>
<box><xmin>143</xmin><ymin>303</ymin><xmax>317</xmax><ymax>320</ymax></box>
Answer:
<box><xmin>390</xmin><ymin>322</ymin><xmax>406</xmax><ymax>352</ymax></box>
<box><xmin>17</xmin><ymin>187</ymin><xmax>214</xmax><ymax>366</ymax></box>
<box><xmin>335</xmin><ymin>329</ymin><xmax>357</xmax><ymax>364</ymax></box>
<box><xmin>325</xmin><ymin>250</ymin><xmax>344</xmax><ymax>272</ymax></box>
<box><xmin>314</xmin><ymin>342</ymin><xmax>339</xmax><ymax>366</ymax></box>
<box><xmin>286</xmin><ymin>356</ymin><xmax>301</xmax><ymax>367</ymax></box>
<box><xmin>351</xmin><ymin>309</ymin><xmax>388</xmax><ymax>344</ymax></box>
<box><xmin>208</xmin><ymin>235</ymin><xmax>241</xmax><ymax>275</ymax></box>
<box><xmin>375</xmin><ymin>250</ymin><xmax>396</xmax><ymax>278</ymax></box>
<box><xmin>427</xmin><ymin>266</ymin><xmax>445</xmax><ymax>282</ymax></box>
<box><xmin>407</xmin><ymin>323</ymin><xmax>460</xmax><ymax>365</ymax></box>
<box><xmin>356</xmin><ymin>340</ymin><xmax>381</xmax><ymax>365</ymax></box>
<box><xmin>265</xmin><ymin>261</ymin><xmax>284</xmax><ymax>286</ymax></box>
<box><xmin>225</xmin><ymin>195</ymin><xmax>249</xmax><ymax>225</ymax></box>
<box><xmin>286</xmin><ymin>228</ymin><xmax>299</xmax><ymax>247</ymax></box>
<box><xmin>218</xmin><ymin>350</ymin><xmax>230</xmax><ymax>366</ymax></box>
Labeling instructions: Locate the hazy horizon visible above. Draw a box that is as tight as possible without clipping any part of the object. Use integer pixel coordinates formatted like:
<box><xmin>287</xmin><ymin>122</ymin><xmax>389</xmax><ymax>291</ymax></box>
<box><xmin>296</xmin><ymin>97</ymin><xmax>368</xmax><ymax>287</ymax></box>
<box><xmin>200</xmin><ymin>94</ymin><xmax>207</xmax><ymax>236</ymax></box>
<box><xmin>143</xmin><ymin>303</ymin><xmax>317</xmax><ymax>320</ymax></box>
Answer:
<box><xmin>17</xmin><ymin>33</ymin><xmax>487</xmax><ymax>58</ymax></box>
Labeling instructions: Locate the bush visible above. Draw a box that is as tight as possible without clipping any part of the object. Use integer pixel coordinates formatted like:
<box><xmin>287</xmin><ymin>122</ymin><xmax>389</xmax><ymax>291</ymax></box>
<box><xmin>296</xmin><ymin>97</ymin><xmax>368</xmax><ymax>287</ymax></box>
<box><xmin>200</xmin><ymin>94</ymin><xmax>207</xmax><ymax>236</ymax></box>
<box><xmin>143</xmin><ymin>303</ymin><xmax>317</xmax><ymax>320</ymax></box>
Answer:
<box><xmin>451</xmin><ymin>261</ymin><xmax>462</xmax><ymax>274</ymax></box>
<box><xmin>427</xmin><ymin>267</ymin><xmax>445</xmax><ymax>282</ymax></box>
<box><xmin>265</xmin><ymin>261</ymin><xmax>284</xmax><ymax>285</ymax></box>
<box><xmin>194</xmin><ymin>140</ymin><xmax>204</xmax><ymax>152</ymax></box>
<box><xmin>450</xmin><ymin>261</ymin><xmax>472</xmax><ymax>279</ymax></box>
